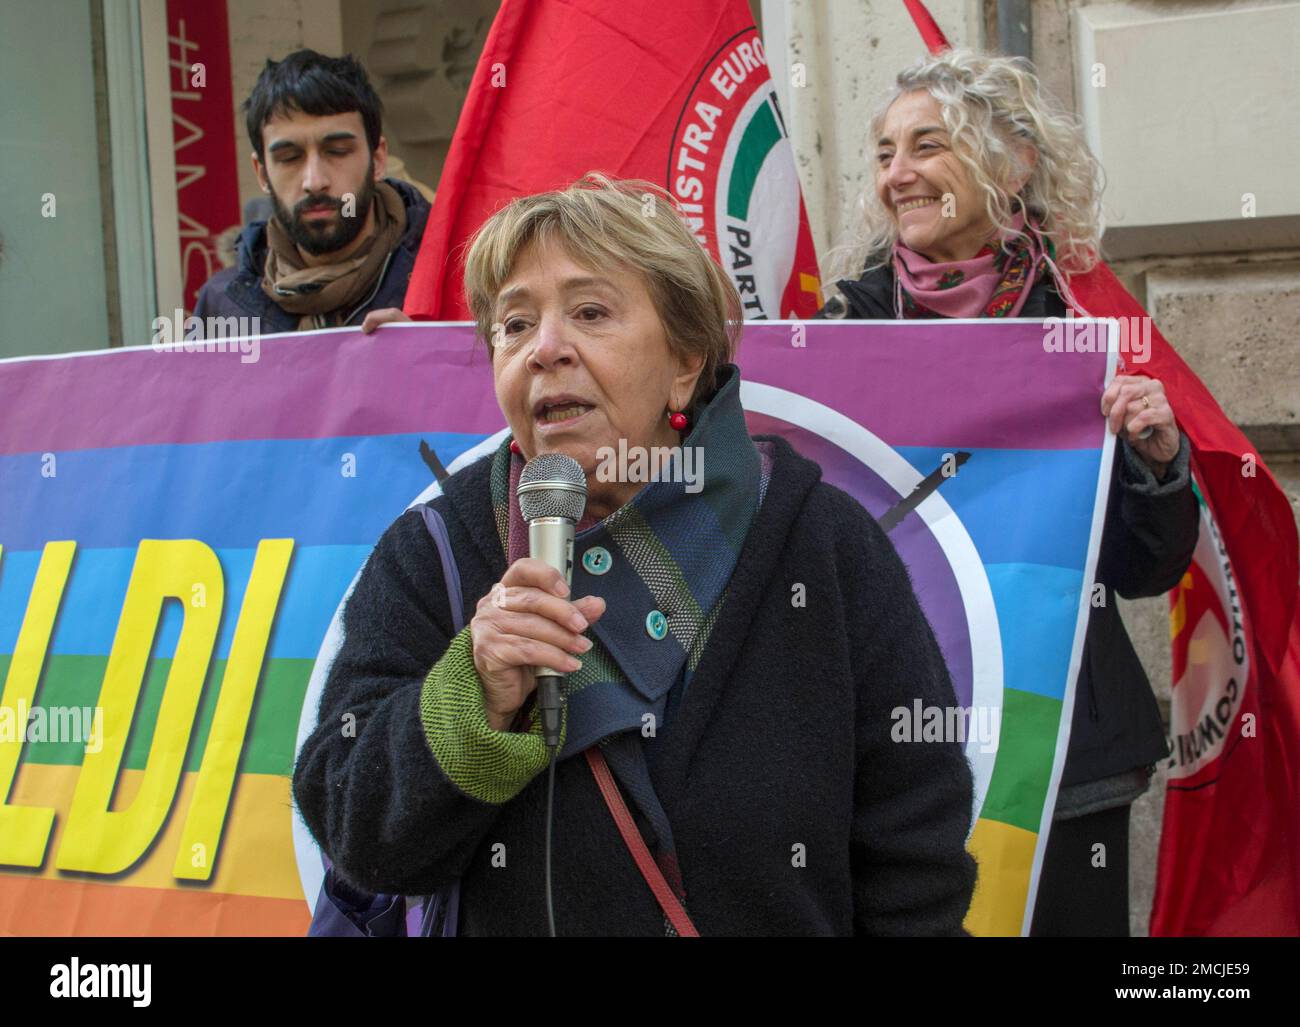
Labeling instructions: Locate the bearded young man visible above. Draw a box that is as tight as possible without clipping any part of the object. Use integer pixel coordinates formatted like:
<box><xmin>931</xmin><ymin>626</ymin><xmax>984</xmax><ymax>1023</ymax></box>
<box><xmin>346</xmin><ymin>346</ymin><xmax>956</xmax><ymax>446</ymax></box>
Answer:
<box><xmin>194</xmin><ymin>50</ymin><xmax>429</xmax><ymax>335</ymax></box>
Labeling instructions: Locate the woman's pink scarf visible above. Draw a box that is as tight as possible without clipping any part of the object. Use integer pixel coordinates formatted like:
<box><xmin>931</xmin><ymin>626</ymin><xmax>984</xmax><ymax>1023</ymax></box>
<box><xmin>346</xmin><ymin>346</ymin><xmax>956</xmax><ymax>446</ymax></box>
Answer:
<box><xmin>891</xmin><ymin>209</ymin><xmax>1053</xmax><ymax>319</ymax></box>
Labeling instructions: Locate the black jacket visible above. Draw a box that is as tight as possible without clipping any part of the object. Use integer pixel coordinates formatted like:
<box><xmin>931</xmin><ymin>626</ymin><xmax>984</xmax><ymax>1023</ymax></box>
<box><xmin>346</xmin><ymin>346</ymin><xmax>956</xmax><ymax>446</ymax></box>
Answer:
<box><xmin>292</xmin><ymin>435</ymin><xmax>979</xmax><ymax>935</ymax></box>
<box><xmin>824</xmin><ymin>264</ymin><xmax>1199</xmax><ymax>790</ymax></box>
<box><xmin>193</xmin><ymin>178</ymin><xmax>430</xmax><ymax>334</ymax></box>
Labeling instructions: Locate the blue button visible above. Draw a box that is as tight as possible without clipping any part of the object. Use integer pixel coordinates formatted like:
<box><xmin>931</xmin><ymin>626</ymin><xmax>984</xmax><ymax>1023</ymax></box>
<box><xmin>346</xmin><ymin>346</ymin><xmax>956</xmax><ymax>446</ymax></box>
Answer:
<box><xmin>582</xmin><ymin>546</ymin><xmax>612</xmax><ymax>575</ymax></box>
<box><xmin>645</xmin><ymin>610</ymin><xmax>668</xmax><ymax>640</ymax></box>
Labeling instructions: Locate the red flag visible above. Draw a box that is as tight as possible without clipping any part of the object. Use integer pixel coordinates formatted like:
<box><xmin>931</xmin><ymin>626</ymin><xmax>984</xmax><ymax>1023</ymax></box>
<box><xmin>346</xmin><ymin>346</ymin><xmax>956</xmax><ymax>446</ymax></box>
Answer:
<box><xmin>404</xmin><ymin>0</ymin><xmax>823</xmax><ymax>322</ymax></box>
<box><xmin>1066</xmin><ymin>266</ymin><xmax>1300</xmax><ymax>936</ymax></box>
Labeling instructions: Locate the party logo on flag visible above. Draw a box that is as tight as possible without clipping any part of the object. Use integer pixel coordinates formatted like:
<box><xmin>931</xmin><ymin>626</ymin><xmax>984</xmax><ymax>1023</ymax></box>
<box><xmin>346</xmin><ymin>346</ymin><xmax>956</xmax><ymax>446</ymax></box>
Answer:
<box><xmin>1167</xmin><ymin>485</ymin><xmax>1251</xmax><ymax>778</ymax></box>
<box><xmin>668</xmin><ymin>29</ymin><xmax>820</xmax><ymax>319</ymax></box>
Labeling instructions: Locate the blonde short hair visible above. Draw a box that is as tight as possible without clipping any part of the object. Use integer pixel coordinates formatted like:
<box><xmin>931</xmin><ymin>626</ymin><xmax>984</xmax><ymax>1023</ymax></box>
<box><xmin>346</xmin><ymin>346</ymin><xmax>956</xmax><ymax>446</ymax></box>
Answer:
<box><xmin>826</xmin><ymin>48</ymin><xmax>1104</xmax><ymax>283</ymax></box>
<box><xmin>463</xmin><ymin>172</ymin><xmax>741</xmax><ymax>410</ymax></box>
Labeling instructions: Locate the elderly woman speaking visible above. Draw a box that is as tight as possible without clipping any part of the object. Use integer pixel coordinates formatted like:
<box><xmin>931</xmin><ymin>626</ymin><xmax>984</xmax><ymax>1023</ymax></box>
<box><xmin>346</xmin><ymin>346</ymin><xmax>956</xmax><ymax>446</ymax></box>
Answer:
<box><xmin>293</xmin><ymin>173</ymin><xmax>977</xmax><ymax>936</ymax></box>
<box><xmin>821</xmin><ymin>50</ymin><xmax>1199</xmax><ymax>936</ymax></box>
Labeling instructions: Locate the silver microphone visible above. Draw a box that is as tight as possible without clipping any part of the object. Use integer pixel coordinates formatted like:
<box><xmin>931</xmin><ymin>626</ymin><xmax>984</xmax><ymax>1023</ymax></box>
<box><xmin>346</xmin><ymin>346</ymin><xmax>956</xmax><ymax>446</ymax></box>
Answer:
<box><xmin>517</xmin><ymin>453</ymin><xmax>588</xmax><ymax>748</ymax></box>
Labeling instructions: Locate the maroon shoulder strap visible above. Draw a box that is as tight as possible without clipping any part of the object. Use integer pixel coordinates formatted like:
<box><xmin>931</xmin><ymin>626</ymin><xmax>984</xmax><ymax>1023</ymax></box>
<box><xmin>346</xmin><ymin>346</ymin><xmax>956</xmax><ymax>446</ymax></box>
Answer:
<box><xmin>584</xmin><ymin>747</ymin><xmax>700</xmax><ymax>937</ymax></box>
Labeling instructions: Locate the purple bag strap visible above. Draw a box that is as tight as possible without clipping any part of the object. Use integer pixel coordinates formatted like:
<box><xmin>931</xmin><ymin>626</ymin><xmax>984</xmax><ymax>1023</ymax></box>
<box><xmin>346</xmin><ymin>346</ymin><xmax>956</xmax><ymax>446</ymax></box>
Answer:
<box><xmin>307</xmin><ymin>503</ymin><xmax>465</xmax><ymax>938</ymax></box>
<box><xmin>408</xmin><ymin>503</ymin><xmax>464</xmax><ymax>937</ymax></box>
<box><xmin>419</xmin><ymin>504</ymin><xmax>466</xmax><ymax>633</ymax></box>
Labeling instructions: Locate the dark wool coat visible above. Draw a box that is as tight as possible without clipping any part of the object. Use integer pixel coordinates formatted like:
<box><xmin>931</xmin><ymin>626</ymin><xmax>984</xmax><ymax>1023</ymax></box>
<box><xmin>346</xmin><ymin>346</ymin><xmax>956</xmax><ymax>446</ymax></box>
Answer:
<box><xmin>825</xmin><ymin>264</ymin><xmax>1199</xmax><ymax>792</ymax></box>
<box><xmin>193</xmin><ymin>178</ymin><xmax>430</xmax><ymax>333</ymax></box>
<box><xmin>292</xmin><ymin>434</ymin><xmax>979</xmax><ymax>936</ymax></box>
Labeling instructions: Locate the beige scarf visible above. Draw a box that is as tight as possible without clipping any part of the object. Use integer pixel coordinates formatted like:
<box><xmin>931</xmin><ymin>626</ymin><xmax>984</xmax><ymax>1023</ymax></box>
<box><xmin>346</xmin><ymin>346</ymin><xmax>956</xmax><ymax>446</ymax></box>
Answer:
<box><xmin>261</xmin><ymin>180</ymin><xmax>407</xmax><ymax>329</ymax></box>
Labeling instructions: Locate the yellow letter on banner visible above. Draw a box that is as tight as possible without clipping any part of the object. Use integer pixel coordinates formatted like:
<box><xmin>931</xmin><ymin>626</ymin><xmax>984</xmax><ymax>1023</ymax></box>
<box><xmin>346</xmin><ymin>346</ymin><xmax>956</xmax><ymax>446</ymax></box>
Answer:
<box><xmin>174</xmin><ymin>539</ymin><xmax>293</xmax><ymax>880</ymax></box>
<box><xmin>0</xmin><ymin>542</ymin><xmax>76</xmax><ymax>867</ymax></box>
<box><xmin>56</xmin><ymin>540</ymin><xmax>223</xmax><ymax>874</ymax></box>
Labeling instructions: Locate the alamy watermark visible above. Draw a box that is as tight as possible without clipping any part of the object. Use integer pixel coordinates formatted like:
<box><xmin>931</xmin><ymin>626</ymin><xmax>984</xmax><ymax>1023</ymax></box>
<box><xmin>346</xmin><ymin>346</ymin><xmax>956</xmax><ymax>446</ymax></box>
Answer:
<box><xmin>890</xmin><ymin>699</ymin><xmax>1001</xmax><ymax>755</ymax></box>
<box><xmin>151</xmin><ymin>309</ymin><xmax>260</xmax><ymax>363</ymax></box>
<box><xmin>595</xmin><ymin>440</ymin><xmax>704</xmax><ymax>493</ymax></box>
<box><xmin>50</xmin><ymin>958</ymin><xmax>150</xmax><ymax>1006</ymax></box>
<box><xmin>1042</xmin><ymin>309</ymin><xmax>1151</xmax><ymax>364</ymax></box>
<box><xmin>0</xmin><ymin>700</ymin><xmax>103</xmax><ymax>753</ymax></box>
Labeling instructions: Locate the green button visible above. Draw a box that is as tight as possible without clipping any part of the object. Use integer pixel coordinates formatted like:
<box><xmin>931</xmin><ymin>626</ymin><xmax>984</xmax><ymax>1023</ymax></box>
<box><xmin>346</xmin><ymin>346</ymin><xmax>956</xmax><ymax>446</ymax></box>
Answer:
<box><xmin>582</xmin><ymin>546</ymin><xmax>612</xmax><ymax>575</ymax></box>
<box><xmin>645</xmin><ymin>610</ymin><xmax>668</xmax><ymax>640</ymax></box>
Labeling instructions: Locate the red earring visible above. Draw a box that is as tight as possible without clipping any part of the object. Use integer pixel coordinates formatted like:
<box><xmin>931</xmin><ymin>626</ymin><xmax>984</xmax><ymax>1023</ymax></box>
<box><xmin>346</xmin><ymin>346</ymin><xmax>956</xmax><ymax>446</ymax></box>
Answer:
<box><xmin>668</xmin><ymin>410</ymin><xmax>689</xmax><ymax>431</ymax></box>
<box><xmin>509</xmin><ymin>439</ymin><xmax>522</xmax><ymax>455</ymax></box>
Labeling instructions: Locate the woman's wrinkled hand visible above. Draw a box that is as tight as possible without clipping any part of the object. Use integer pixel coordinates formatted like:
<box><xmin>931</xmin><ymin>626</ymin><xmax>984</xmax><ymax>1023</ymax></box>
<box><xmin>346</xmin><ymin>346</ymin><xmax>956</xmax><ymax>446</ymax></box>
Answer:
<box><xmin>1101</xmin><ymin>375</ymin><xmax>1180</xmax><ymax>478</ymax></box>
<box><xmin>469</xmin><ymin>558</ymin><xmax>606</xmax><ymax>732</ymax></box>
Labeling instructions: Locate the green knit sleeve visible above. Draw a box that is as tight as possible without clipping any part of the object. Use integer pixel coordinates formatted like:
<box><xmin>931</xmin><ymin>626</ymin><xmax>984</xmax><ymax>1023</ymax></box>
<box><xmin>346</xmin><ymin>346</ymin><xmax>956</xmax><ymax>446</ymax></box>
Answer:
<box><xmin>418</xmin><ymin>625</ymin><xmax>565</xmax><ymax>804</ymax></box>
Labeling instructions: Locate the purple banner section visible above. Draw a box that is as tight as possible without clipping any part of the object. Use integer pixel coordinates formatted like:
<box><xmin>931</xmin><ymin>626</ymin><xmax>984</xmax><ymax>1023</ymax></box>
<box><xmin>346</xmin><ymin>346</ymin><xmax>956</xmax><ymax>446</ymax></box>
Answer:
<box><xmin>737</xmin><ymin>321</ymin><xmax>1112</xmax><ymax>451</ymax></box>
<box><xmin>0</xmin><ymin>325</ymin><xmax>499</xmax><ymax>456</ymax></box>
<box><xmin>0</xmin><ymin>320</ymin><xmax>1109</xmax><ymax>455</ymax></box>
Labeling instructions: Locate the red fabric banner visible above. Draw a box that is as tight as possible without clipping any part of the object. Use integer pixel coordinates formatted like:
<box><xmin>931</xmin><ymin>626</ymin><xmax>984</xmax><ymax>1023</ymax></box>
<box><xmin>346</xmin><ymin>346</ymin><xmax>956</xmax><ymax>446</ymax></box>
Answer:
<box><xmin>166</xmin><ymin>0</ymin><xmax>241</xmax><ymax>314</ymax></box>
<box><xmin>1068</xmin><ymin>267</ymin><xmax>1300</xmax><ymax>937</ymax></box>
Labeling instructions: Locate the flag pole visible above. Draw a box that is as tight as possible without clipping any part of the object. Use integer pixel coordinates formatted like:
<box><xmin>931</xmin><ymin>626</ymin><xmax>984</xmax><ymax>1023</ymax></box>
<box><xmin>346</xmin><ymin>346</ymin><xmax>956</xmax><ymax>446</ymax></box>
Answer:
<box><xmin>901</xmin><ymin>0</ymin><xmax>951</xmax><ymax>54</ymax></box>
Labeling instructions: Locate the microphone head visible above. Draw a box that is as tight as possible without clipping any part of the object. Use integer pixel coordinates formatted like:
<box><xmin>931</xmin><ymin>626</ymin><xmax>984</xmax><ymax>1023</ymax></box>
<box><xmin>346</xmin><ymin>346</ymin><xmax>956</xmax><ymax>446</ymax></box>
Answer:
<box><xmin>518</xmin><ymin>452</ymin><xmax>587</xmax><ymax>522</ymax></box>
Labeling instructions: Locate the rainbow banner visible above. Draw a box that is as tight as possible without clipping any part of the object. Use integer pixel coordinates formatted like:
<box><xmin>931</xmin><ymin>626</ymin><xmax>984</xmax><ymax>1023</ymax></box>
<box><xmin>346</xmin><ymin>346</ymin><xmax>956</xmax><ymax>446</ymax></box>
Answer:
<box><xmin>0</xmin><ymin>320</ymin><xmax>1115</xmax><ymax>936</ymax></box>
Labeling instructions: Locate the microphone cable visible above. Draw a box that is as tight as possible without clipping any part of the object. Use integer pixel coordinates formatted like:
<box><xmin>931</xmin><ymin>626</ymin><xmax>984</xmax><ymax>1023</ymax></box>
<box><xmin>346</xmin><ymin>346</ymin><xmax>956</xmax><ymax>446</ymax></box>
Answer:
<box><xmin>544</xmin><ymin>741</ymin><xmax>558</xmax><ymax>938</ymax></box>
<box><xmin>538</xmin><ymin>672</ymin><xmax>564</xmax><ymax>937</ymax></box>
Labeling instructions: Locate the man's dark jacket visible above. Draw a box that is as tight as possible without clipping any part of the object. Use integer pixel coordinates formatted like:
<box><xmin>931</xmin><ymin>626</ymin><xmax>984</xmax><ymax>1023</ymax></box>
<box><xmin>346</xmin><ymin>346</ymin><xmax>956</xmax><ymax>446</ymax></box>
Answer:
<box><xmin>193</xmin><ymin>178</ymin><xmax>430</xmax><ymax>332</ymax></box>
<box><xmin>824</xmin><ymin>265</ymin><xmax>1199</xmax><ymax>795</ymax></box>
<box><xmin>292</xmin><ymin>435</ymin><xmax>979</xmax><ymax>936</ymax></box>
